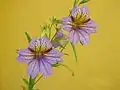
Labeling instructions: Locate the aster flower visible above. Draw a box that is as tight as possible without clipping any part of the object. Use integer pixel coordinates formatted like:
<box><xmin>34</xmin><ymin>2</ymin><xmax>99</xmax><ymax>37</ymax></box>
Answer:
<box><xmin>17</xmin><ymin>36</ymin><xmax>63</xmax><ymax>78</ymax></box>
<box><xmin>52</xmin><ymin>30</ymin><xmax>68</xmax><ymax>48</ymax></box>
<box><xmin>61</xmin><ymin>5</ymin><xmax>97</xmax><ymax>46</ymax></box>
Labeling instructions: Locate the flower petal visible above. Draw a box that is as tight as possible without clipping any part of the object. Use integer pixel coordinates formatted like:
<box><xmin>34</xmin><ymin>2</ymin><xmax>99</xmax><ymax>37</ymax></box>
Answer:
<box><xmin>27</xmin><ymin>60</ymin><xmax>39</xmax><ymax>79</ymax></box>
<box><xmin>45</xmin><ymin>57</ymin><xmax>63</xmax><ymax>64</ymax></box>
<box><xmin>16</xmin><ymin>56</ymin><xmax>32</xmax><ymax>64</ymax></box>
<box><xmin>45</xmin><ymin>49</ymin><xmax>64</xmax><ymax>58</ymax></box>
<box><xmin>61</xmin><ymin>17</ymin><xmax>72</xmax><ymax>23</ymax></box>
<box><xmin>69</xmin><ymin>30</ymin><xmax>79</xmax><ymax>46</ymax></box>
<box><xmin>39</xmin><ymin>59</ymin><xmax>52</xmax><ymax>78</ymax></box>
<box><xmin>78</xmin><ymin>30</ymin><xmax>90</xmax><ymax>45</ymax></box>
<box><xmin>16</xmin><ymin>48</ymin><xmax>34</xmax><ymax>63</ymax></box>
<box><xmin>17</xmin><ymin>48</ymin><xmax>34</xmax><ymax>56</ymax></box>
<box><xmin>80</xmin><ymin>20</ymin><xmax>98</xmax><ymax>34</ymax></box>
<box><xmin>60</xmin><ymin>24</ymin><xmax>72</xmax><ymax>32</ymax></box>
<box><xmin>39</xmin><ymin>36</ymin><xmax>52</xmax><ymax>51</ymax></box>
<box><xmin>71</xmin><ymin>6</ymin><xmax>89</xmax><ymax>22</ymax></box>
<box><xmin>29</xmin><ymin>38</ymin><xmax>40</xmax><ymax>51</ymax></box>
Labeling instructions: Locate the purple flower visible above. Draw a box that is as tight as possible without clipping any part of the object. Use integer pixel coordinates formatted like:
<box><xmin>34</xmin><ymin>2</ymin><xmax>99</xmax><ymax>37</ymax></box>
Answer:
<box><xmin>51</xmin><ymin>30</ymin><xmax>68</xmax><ymax>48</ymax></box>
<box><xmin>61</xmin><ymin>6</ymin><xmax>97</xmax><ymax>46</ymax></box>
<box><xmin>16</xmin><ymin>36</ymin><xmax>63</xmax><ymax>78</ymax></box>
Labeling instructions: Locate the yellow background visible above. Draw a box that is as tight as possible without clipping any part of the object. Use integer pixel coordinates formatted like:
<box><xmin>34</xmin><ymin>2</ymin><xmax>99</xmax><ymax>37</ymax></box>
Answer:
<box><xmin>1</xmin><ymin>0</ymin><xmax>120</xmax><ymax>90</ymax></box>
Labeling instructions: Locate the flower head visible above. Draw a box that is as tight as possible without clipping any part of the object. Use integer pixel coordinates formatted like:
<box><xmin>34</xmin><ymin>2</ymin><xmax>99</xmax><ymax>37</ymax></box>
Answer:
<box><xmin>17</xmin><ymin>36</ymin><xmax>63</xmax><ymax>78</ymax></box>
<box><xmin>61</xmin><ymin>5</ymin><xmax>97</xmax><ymax>45</ymax></box>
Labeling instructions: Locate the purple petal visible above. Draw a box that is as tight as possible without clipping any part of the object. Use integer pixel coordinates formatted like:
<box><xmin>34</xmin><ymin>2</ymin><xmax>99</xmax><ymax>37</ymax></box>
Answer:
<box><xmin>45</xmin><ymin>49</ymin><xmax>64</xmax><ymax>57</ymax></box>
<box><xmin>16</xmin><ymin>48</ymin><xmax>34</xmax><ymax>63</ymax></box>
<box><xmin>39</xmin><ymin>36</ymin><xmax>52</xmax><ymax>51</ymax></box>
<box><xmin>61</xmin><ymin>17</ymin><xmax>72</xmax><ymax>23</ymax></box>
<box><xmin>16</xmin><ymin>56</ymin><xmax>32</xmax><ymax>64</ymax></box>
<box><xmin>45</xmin><ymin>57</ymin><xmax>63</xmax><ymax>64</ymax></box>
<box><xmin>80</xmin><ymin>20</ymin><xmax>98</xmax><ymax>34</ymax></box>
<box><xmin>71</xmin><ymin>6</ymin><xmax>89</xmax><ymax>20</ymax></box>
<box><xmin>17</xmin><ymin>48</ymin><xmax>34</xmax><ymax>56</ymax></box>
<box><xmin>60</xmin><ymin>24</ymin><xmax>72</xmax><ymax>32</ymax></box>
<box><xmin>29</xmin><ymin>38</ymin><xmax>40</xmax><ymax>51</ymax></box>
<box><xmin>39</xmin><ymin>59</ymin><xmax>52</xmax><ymax>78</ymax></box>
<box><xmin>69</xmin><ymin>30</ymin><xmax>79</xmax><ymax>46</ymax></box>
<box><xmin>78</xmin><ymin>30</ymin><xmax>90</xmax><ymax>45</ymax></box>
<box><xmin>27</xmin><ymin>60</ymin><xmax>39</xmax><ymax>79</ymax></box>
<box><xmin>71</xmin><ymin>5</ymin><xmax>78</xmax><ymax>17</ymax></box>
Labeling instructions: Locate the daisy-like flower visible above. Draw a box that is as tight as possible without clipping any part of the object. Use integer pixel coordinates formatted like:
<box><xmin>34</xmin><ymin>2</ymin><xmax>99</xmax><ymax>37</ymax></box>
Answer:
<box><xmin>52</xmin><ymin>30</ymin><xmax>68</xmax><ymax>48</ymax></box>
<box><xmin>61</xmin><ymin>5</ymin><xmax>97</xmax><ymax>46</ymax></box>
<box><xmin>16</xmin><ymin>36</ymin><xmax>63</xmax><ymax>78</ymax></box>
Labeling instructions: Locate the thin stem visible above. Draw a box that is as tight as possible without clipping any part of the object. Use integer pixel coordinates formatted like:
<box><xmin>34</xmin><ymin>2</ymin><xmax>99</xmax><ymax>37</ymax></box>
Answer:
<box><xmin>29</xmin><ymin>76</ymin><xmax>34</xmax><ymax>90</ymax></box>
<box><xmin>60</xmin><ymin>43</ymin><xmax>68</xmax><ymax>52</ymax></box>
<box><xmin>33</xmin><ymin>75</ymin><xmax>43</xmax><ymax>86</ymax></box>
<box><xmin>50</xmin><ymin>24</ymin><xmax>58</xmax><ymax>41</ymax></box>
<box><xmin>49</xmin><ymin>22</ymin><xmax>54</xmax><ymax>39</ymax></box>
<box><xmin>51</xmin><ymin>31</ymin><xmax>57</xmax><ymax>41</ymax></box>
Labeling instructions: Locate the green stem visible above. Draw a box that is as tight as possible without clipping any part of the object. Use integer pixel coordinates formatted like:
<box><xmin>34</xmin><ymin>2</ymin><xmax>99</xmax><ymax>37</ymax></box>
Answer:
<box><xmin>60</xmin><ymin>43</ymin><xmax>68</xmax><ymax>52</ymax></box>
<box><xmin>33</xmin><ymin>75</ymin><xmax>43</xmax><ymax>86</ymax></box>
<box><xmin>28</xmin><ymin>76</ymin><xmax>35</xmax><ymax>90</ymax></box>
<box><xmin>49</xmin><ymin>22</ymin><xmax>54</xmax><ymax>39</ymax></box>
<box><xmin>51</xmin><ymin>31</ymin><xmax>57</xmax><ymax>41</ymax></box>
<box><xmin>50</xmin><ymin>24</ymin><xmax>58</xmax><ymax>41</ymax></box>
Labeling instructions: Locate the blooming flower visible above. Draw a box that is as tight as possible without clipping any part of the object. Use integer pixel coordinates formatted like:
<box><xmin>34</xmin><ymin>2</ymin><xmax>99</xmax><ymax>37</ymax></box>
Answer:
<box><xmin>61</xmin><ymin>5</ymin><xmax>97</xmax><ymax>46</ymax></box>
<box><xmin>17</xmin><ymin>36</ymin><xmax>63</xmax><ymax>78</ymax></box>
<box><xmin>52</xmin><ymin>30</ymin><xmax>68</xmax><ymax>48</ymax></box>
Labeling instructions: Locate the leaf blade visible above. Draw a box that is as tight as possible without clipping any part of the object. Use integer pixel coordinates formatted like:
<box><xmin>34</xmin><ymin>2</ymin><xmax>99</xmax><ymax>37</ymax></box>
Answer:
<box><xmin>22</xmin><ymin>78</ymin><xmax>29</xmax><ymax>85</ymax></box>
<box><xmin>25</xmin><ymin>32</ymin><xmax>32</xmax><ymax>43</ymax></box>
<box><xmin>79</xmin><ymin>0</ymin><xmax>90</xmax><ymax>4</ymax></box>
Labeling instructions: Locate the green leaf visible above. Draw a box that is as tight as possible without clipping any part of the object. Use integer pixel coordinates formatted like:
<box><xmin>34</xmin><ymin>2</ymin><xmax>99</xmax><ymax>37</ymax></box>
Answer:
<box><xmin>40</xmin><ymin>24</ymin><xmax>48</xmax><ymax>37</ymax></box>
<box><xmin>79</xmin><ymin>0</ymin><xmax>90</xmax><ymax>4</ymax></box>
<box><xmin>23</xmin><ymin>78</ymin><xmax>29</xmax><ymax>85</ymax></box>
<box><xmin>52</xmin><ymin>63</ymin><xmax>61</xmax><ymax>67</ymax></box>
<box><xmin>25</xmin><ymin>32</ymin><xmax>32</xmax><ymax>43</ymax></box>
<box><xmin>71</xmin><ymin>43</ymin><xmax>78</xmax><ymax>63</ymax></box>
<box><xmin>41</xmin><ymin>28</ymin><xmax>47</xmax><ymax>37</ymax></box>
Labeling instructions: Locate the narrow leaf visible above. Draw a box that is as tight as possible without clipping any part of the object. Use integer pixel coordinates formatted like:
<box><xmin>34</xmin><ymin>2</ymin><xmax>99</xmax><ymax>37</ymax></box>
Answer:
<box><xmin>79</xmin><ymin>0</ymin><xmax>90</xmax><ymax>4</ymax></box>
<box><xmin>23</xmin><ymin>78</ymin><xmax>29</xmax><ymax>85</ymax></box>
<box><xmin>25</xmin><ymin>32</ymin><xmax>32</xmax><ymax>43</ymax></box>
<box><xmin>52</xmin><ymin>63</ymin><xmax>61</xmax><ymax>67</ymax></box>
<box><xmin>71</xmin><ymin>43</ymin><xmax>78</xmax><ymax>62</ymax></box>
<box><xmin>41</xmin><ymin>29</ymin><xmax>46</xmax><ymax>37</ymax></box>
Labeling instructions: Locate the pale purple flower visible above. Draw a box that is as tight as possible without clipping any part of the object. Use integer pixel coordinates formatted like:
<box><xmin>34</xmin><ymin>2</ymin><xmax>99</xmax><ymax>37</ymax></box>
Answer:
<box><xmin>16</xmin><ymin>36</ymin><xmax>63</xmax><ymax>78</ymax></box>
<box><xmin>52</xmin><ymin>30</ymin><xmax>68</xmax><ymax>48</ymax></box>
<box><xmin>61</xmin><ymin>6</ymin><xmax>97</xmax><ymax>46</ymax></box>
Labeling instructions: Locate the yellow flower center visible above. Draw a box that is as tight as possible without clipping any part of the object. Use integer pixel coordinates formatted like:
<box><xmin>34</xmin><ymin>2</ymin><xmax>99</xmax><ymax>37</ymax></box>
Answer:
<box><xmin>70</xmin><ymin>14</ymin><xmax>90</xmax><ymax>30</ymax></box>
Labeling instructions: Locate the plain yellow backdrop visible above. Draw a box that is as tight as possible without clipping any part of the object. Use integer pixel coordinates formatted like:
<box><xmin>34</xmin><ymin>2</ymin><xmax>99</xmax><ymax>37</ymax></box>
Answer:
<box><xmin>1</xmin><ymin>0</ymin><xmax>120</xmax><ymax>90</ymax></box>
